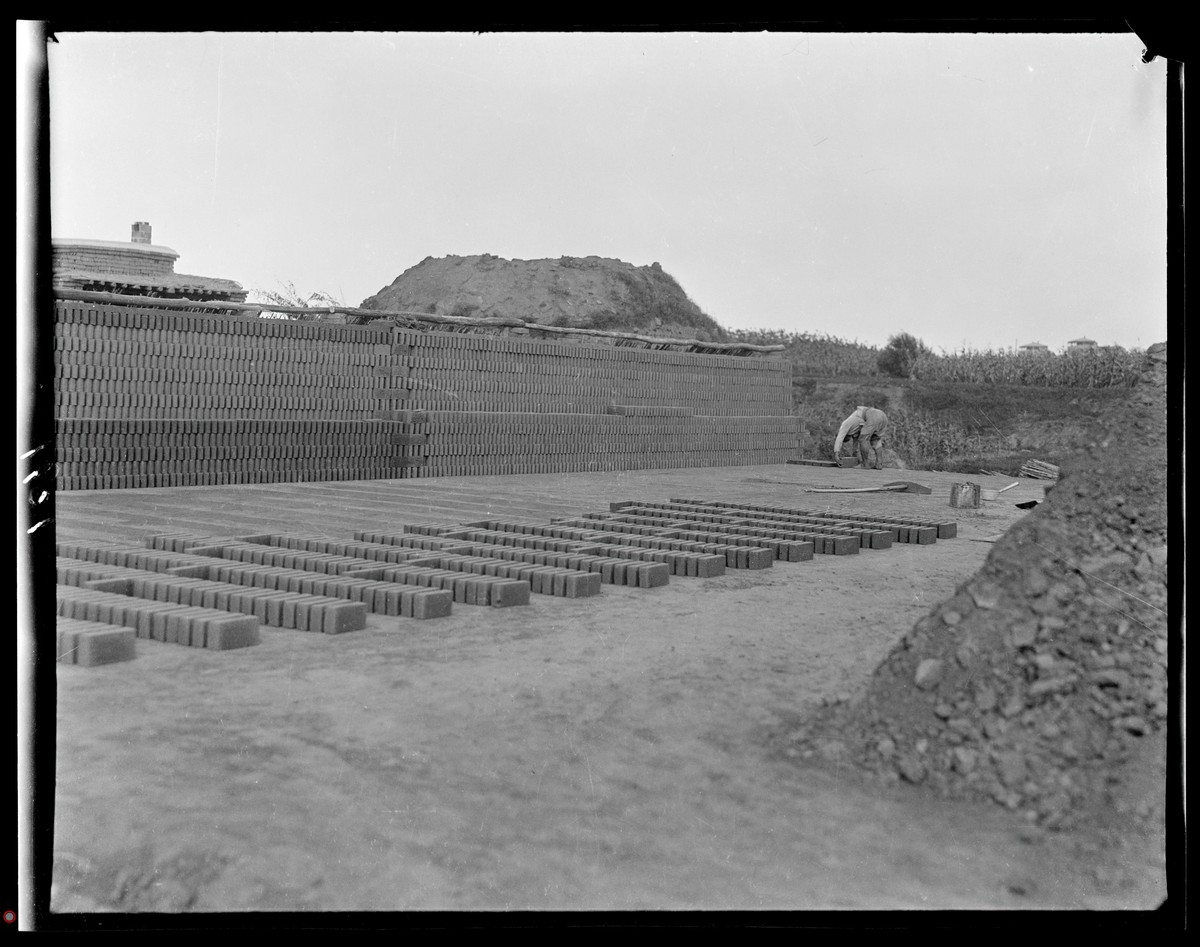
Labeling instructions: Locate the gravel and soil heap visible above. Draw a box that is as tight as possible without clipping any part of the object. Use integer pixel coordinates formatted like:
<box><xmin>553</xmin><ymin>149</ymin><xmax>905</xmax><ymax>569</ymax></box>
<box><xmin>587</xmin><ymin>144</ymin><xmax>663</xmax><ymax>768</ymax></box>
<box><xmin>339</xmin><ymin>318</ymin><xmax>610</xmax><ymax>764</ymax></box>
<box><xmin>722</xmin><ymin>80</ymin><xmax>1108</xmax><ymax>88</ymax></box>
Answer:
<box><xmin>360</xmin><ymin>253</ymin><xmax>727</xmax><ymax>340</ymax></box>
<box><xmin>784</xmin><ymin>343</ymin><xmax>1170</xmax><ymax>836</ymax></box>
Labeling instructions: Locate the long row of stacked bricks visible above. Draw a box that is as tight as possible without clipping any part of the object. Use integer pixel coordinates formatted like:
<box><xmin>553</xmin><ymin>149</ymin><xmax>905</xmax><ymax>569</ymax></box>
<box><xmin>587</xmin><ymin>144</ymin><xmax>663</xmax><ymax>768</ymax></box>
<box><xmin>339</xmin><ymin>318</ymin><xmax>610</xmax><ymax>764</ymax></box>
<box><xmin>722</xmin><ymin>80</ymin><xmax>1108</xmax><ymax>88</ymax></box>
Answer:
<box><xmin>52</xmin><ymin>298</ymin><xmax>799</xmax><ymax>489</ymax></box>
<box><xmin>55</xmin><ymin>498</ymin><xmax>955</xmax><ymax>665</ymax></box>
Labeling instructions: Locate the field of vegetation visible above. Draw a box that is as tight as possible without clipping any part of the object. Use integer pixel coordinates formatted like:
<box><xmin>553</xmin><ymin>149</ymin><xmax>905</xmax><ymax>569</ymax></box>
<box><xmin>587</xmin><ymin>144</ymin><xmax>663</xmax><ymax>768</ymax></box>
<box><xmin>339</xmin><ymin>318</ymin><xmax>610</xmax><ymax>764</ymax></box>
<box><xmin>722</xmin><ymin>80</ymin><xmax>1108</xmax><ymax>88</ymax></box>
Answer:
<box><xmin>727</xmin><ymin>328</ymin><xmax>1146</xmax><ymax>474</ymax></box>
<box><xmin>727</xmin><ymin>328</ymin><xmax>1143</xmax><ymax>387</ymax></box>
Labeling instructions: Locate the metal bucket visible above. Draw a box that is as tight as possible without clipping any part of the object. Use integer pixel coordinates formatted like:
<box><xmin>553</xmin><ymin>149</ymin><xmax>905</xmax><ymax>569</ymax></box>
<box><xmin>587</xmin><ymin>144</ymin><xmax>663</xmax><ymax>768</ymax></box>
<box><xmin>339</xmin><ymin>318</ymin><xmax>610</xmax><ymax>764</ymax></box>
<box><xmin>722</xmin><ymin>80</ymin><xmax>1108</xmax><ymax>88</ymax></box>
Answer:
<box><xmin>949</xmin><ymin>482</ymin><xmax>981</xmax><ymax>508</ymax></box>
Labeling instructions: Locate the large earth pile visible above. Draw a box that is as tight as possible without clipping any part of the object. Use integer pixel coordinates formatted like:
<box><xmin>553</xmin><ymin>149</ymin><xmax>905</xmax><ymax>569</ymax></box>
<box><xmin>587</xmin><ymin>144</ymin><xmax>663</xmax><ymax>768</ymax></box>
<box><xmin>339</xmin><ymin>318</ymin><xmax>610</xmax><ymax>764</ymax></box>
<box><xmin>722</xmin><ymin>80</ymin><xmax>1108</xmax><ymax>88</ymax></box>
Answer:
<box><xmin>359</xmin><ymin>254</ymin><xmax>727</xmax><ymax>340</ymax></box>
<box><xmin>783</xmin><ymin>343</ymin><xmax>1171</xmax><ymax>837</ymax></box>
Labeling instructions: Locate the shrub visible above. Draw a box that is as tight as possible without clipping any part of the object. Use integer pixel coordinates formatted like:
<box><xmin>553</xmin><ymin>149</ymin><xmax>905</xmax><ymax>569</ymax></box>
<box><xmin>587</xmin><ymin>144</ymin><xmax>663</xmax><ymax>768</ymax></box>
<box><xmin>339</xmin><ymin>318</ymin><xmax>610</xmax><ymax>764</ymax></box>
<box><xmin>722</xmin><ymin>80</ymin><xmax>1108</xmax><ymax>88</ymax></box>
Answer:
<box><xmin>877</xmin><ymin>332</ymin><xmax>931</xmax><ymax>379</ymax></box>
<box><xmin>249</xmin><ymin>281</ymin><xmax>363</xmax><ymax>324</ymax></box>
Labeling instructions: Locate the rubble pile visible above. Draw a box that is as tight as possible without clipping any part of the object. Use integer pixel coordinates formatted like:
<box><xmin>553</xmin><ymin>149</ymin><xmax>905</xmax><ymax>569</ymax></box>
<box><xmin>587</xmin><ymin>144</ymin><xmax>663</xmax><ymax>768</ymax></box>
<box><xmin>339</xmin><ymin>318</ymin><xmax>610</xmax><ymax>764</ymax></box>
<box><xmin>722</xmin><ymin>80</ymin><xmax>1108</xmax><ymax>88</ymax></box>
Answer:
<box><xmin>786</xmin><ymin>342</ymin><xmax>1170</xmax><ymax>835</ymax></box>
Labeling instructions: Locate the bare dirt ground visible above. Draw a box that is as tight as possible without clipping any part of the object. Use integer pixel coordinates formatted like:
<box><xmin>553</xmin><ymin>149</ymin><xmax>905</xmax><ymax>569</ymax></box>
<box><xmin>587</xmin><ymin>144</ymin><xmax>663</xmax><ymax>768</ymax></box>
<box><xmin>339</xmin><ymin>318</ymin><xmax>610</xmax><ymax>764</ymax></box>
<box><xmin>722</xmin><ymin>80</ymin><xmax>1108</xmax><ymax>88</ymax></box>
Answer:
<box><xmin>35</xmin><ymin>463</ymin><xmax>1169</xmax><ymax>922</ymax></box>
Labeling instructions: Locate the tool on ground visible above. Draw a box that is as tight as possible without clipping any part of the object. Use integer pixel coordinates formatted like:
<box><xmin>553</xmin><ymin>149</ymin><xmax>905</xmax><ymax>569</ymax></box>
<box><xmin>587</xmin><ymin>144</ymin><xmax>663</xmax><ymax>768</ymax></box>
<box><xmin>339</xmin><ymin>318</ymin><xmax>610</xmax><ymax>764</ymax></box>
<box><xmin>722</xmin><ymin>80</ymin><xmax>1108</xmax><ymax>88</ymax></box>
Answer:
<box><xmin>980</xmin><ymin>481</ymin><xmax>1020</xmax><ymax>501</ymax></box>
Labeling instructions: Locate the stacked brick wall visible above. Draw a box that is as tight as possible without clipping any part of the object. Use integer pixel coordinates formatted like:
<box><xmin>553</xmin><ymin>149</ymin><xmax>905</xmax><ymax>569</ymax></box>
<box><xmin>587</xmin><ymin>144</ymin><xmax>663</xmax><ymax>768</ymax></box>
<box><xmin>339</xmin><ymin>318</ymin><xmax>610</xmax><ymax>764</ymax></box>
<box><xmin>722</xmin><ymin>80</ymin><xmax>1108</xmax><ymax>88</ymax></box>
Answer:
<box><xmin>53</xmin><ymin>299</ymin><xmax>800</xmax><ymax>490</ymax></box>
<box><xmin>54</xmin><ymin>302</ymin><xmax>388</xmax><ymax>420</ymax></box>
<box><xmin>391</xmin><ymin>331</ymin><xmax>791</xmax><ymax>416</ymax></box>
<box><xmin>412</xmin><ymin>412</ymin><xmax>799</xmax><ymax>477</ymax></box>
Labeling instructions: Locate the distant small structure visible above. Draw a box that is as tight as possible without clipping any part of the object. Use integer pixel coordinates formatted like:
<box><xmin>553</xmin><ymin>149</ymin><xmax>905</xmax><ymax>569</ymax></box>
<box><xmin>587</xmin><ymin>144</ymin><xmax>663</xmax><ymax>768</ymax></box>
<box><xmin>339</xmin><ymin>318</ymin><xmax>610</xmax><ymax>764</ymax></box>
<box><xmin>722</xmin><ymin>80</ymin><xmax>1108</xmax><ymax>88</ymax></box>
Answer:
<box><xmin>52</xmin><ymin>222</ymin><xmax>246</xmax><ymax>303</ymax></box>
<box><xmin>1066</xmin><ymin>337</ymin><xmax>1098</xmax><ymax>351</ymax></box>
<box><xmin>1018</xmin><ymin>341</ymin><xmax>1052</xmax><ymax>356</ymax></box>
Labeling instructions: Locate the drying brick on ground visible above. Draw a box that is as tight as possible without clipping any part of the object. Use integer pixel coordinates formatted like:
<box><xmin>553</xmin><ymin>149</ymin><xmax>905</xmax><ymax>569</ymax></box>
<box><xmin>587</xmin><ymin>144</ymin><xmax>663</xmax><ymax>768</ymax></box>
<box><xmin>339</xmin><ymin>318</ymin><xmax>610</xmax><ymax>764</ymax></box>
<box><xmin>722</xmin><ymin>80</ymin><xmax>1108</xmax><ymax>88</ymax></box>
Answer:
<box><xmin>782</xmin><ymin>343</ymin><xmax>1171</xmax><ymax>839</ymax></box>
<box><xmin>52</xmin><ymin>297</ymin><xmax>798</xmax><ymax>489</ymax></box>
<box><xmin>53</xmin><ymin>498</ymin><xmax>954</xmax><ymax>665</ymax></box>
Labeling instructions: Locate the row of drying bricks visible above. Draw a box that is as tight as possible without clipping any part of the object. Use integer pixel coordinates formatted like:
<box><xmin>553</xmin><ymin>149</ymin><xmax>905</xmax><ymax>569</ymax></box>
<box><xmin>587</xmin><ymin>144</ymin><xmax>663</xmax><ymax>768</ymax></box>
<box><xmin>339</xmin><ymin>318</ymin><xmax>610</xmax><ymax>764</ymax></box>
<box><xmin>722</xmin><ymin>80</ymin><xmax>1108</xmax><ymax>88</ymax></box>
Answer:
<box><xmin>598</xmin><ymin>498</ymin><xmax>957</xmax><ymax>545</ymax></box>
<box><xmin>55</xmin><ymin>499</ymin><xmax>951</xmax><ymax>665</ymax></box>
<box><xmin>53</xmin><ymin>519</ymin><xmax>752</xmax><ymax>664</ymax></box>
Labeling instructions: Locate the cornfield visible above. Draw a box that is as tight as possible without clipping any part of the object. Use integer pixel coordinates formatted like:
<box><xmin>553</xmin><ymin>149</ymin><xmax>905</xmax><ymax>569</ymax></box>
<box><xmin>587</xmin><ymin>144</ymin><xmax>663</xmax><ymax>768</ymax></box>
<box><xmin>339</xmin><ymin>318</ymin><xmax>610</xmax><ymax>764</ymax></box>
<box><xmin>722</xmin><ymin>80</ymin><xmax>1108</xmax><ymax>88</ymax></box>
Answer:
<box><xmin>910</xmin><ymin>346</ymin><xmax>1143</xmax><ymax>388</ymax></box>
<box><xmin>728</xmin><ymin>329</ymin><xmax>880</xmax><ymax>377</ymax></box>
<box><xmin>727</xmin><ymin>327</ymin><xmax>1143</xmax><ymax>388</ymax></box>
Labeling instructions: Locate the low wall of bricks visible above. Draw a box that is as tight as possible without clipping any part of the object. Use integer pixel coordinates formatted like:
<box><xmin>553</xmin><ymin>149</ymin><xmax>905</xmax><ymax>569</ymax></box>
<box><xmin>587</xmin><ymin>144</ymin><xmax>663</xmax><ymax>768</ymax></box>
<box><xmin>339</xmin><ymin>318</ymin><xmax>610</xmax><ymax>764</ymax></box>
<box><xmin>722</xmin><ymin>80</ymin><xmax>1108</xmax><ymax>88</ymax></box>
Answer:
<box><xmin>53</xmin><ymin>298</ymin><xmax>800</xmax><ymax>489</ymax></box>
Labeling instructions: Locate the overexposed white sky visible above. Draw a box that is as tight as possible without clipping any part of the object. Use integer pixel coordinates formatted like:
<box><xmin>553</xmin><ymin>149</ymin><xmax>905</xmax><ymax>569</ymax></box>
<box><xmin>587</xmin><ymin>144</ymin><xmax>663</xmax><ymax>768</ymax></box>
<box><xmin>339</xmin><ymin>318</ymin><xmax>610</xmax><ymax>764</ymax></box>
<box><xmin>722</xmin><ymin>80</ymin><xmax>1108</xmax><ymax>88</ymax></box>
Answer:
<box><xmin>44</xmin><ymin>29</ymin><xmax>1168</xmax><ymax>352</ymax></box>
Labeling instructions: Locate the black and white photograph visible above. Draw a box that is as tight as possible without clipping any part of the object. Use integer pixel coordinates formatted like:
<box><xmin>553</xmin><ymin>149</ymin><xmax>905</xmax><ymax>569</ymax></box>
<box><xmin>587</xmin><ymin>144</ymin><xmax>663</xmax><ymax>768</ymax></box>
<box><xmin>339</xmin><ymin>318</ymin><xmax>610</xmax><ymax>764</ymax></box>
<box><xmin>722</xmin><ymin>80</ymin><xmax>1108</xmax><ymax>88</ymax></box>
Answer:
<box><xmin>17</xmin><ymin>20</ymin><xmax>1181</xmax><ymax>928</ymax></box>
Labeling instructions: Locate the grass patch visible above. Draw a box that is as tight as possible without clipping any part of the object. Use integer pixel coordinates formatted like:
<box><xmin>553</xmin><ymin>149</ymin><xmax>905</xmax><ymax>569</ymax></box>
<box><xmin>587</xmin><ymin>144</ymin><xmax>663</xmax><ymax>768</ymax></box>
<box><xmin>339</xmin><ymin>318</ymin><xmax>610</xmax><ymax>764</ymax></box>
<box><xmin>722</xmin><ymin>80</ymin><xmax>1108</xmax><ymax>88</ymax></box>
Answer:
<box><xmin>904</xmin><ymin>382</ymin><xmax>1128</xmax><ymax>436</ymax></box>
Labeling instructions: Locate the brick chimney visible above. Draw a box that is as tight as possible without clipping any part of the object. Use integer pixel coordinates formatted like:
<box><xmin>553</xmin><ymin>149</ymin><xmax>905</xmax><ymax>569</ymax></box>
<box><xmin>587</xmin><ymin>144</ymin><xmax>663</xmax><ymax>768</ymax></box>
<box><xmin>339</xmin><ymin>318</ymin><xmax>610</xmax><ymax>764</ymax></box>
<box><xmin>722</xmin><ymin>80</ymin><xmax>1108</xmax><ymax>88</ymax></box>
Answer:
<box><xmin>131</xmin><ymin>221</ymin><xmax>152</xmax><ymax>244</ymax></box>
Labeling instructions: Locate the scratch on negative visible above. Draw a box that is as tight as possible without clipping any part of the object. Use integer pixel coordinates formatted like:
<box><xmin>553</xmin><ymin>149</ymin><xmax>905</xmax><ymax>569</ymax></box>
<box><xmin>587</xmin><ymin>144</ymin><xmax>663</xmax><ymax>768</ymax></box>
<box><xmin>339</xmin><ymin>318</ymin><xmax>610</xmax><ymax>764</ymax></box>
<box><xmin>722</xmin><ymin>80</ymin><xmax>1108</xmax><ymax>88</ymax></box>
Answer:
<box><xmin>21</xmin><ymin>442</ymin><xmax>52</xmax><ymax>460</ymax></box>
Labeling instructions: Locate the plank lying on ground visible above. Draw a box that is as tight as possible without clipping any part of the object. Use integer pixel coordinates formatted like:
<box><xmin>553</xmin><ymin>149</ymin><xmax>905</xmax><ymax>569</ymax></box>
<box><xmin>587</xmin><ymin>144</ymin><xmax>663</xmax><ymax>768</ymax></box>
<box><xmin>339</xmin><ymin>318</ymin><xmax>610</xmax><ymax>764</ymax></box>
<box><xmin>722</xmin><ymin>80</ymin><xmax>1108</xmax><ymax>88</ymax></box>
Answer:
<box><xmin>803</xmin><ymin>485</ymin><xmax>911</xmax><ymax>494</ymax></box>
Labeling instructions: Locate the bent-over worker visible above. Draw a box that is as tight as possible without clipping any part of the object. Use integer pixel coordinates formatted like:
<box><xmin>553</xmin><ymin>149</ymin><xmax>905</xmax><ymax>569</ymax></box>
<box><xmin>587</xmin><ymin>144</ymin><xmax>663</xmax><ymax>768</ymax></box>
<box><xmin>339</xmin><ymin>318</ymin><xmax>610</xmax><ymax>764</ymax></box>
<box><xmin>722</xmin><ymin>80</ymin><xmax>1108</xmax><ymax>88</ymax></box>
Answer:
<box><xmin>834</xmin><ymin>406</ymin><xmax>889</xmax><ymax>469</ymax></box>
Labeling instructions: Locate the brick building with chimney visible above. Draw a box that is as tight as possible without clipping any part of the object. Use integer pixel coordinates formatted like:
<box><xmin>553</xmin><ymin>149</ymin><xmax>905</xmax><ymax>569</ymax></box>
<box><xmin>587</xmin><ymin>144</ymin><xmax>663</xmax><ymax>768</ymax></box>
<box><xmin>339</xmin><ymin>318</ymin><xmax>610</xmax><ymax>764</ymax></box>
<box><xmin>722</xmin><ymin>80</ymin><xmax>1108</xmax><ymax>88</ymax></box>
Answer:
<box><xmin>52</xmin><ymin>222</ymin><xmax>246</xmax><ymax>303</ymax></box>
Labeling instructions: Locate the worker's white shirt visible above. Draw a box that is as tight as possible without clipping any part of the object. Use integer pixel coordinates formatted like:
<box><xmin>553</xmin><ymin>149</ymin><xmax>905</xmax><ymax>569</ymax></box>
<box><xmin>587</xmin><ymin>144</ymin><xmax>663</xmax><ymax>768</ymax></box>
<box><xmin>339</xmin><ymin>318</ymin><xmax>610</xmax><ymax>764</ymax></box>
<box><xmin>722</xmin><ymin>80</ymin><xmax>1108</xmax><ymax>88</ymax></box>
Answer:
<box><xmin>833</xmin><ymin>406</ymin><xmax>888</xmax><ymax>455</ymax></box>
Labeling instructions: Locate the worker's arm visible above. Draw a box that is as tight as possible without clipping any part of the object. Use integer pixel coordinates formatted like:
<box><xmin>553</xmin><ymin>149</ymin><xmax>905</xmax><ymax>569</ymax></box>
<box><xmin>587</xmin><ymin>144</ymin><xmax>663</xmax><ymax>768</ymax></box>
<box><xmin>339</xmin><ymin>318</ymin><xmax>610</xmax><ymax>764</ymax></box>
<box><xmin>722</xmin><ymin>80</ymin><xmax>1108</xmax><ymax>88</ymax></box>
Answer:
<box><xmin>832</xmin><ymin>416</ymin><xmax>857</xmax><ymax>457</ymax></box>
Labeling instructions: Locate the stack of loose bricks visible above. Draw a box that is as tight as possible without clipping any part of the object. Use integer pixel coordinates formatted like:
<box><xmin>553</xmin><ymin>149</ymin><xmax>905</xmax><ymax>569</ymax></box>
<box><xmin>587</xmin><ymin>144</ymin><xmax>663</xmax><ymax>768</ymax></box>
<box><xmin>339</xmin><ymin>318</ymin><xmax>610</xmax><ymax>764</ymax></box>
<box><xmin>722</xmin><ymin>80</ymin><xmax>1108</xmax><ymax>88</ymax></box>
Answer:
<box><xmin>55</xmin><ymin>498</ymin><xmax>953</xmax><ymax>665</ymax></box>
<box><xmin>53</xmin><ymin>298</ymin><xmax>798</xmax><ymax>489</ymax></box>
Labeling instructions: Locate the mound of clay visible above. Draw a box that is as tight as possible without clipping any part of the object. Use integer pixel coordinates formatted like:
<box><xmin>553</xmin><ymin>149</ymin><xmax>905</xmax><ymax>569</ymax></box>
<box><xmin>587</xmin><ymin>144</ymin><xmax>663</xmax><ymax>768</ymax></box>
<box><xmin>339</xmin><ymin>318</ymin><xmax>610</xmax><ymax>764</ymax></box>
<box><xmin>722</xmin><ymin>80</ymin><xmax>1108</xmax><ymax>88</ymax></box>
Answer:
<box><xmin>785</xmin><ymin>342</ymin><xmax>1170</xmax><ymax>836</ymax></box>
<box><xmin>360</xmin><ymin>254</ymin><xmax>726</xmax><ymax>340</ymax></box>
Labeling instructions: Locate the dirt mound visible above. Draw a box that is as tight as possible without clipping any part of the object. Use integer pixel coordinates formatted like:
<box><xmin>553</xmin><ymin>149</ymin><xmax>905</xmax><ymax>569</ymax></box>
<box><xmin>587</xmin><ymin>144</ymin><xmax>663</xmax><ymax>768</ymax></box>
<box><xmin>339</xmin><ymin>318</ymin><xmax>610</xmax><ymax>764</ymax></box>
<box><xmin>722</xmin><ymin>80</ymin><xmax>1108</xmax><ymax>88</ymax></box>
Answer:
<box><xmin>360</xmin><ymin>254</ymin><xmax>726</xmax><ymax>340</ymax></box>
<box><xmin>783</xmin><ymin>342</ymin><xmax>1170</xmax><ymax>838</ymax></box>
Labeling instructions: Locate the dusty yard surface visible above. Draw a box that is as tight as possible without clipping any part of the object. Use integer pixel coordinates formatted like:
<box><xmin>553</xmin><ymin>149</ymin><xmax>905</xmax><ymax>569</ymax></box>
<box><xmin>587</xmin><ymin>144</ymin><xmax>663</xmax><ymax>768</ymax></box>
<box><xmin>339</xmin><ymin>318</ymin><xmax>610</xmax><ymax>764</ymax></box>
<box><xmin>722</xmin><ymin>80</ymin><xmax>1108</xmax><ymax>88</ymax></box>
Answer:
<box><xmin>37</xmin><ymin>463</ymin><xmax>1168</xmax><ymax>920</ymax></box>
